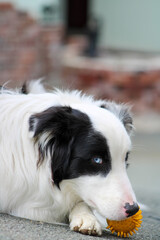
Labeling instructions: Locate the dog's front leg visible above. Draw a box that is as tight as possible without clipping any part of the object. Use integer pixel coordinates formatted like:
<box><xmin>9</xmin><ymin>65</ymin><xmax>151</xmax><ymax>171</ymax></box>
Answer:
<box><xmin>69</xmin><ymin>201</ymin><xmax>102</xmax><ymax>236</ymax></box>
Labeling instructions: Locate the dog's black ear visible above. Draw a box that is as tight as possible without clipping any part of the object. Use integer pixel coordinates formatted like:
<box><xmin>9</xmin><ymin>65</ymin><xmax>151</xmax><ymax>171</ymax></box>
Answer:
<box><xmin>100</xmin><ymin>102</ymin><xmax>133</xmax><ymax>134</ymax></box>
<box><xmin>29</xmin><ymin>106</ymin><xmax>91</xmax><ymax>187</ymax></box>
<box><xmin>50</xmin><ymin>136</ymin><xmax>74</xmax><ymax>188</ymax></box>
<box><xmin>29</xmin><ymin>106</ymin><xmax>74</xmax><ymax>187</ymax></box>
<box><xmin>29</xmin><ymin>106</ymin><xmax>75</xmax><ymax>140</ymax></box>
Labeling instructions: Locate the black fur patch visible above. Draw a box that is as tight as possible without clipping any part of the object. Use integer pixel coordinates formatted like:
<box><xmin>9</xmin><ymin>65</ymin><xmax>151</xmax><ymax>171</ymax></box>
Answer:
<box><xmin>29</xmin><ymin>106</ymin><xmax>111</xmax><ymax>187</ymax></box>
<box><xmin>21</xmin><ymin>83</ymin><xmax>27</xmax><ymax>94</ymax></box>
<box><xmin>65</xmin><ymin>130</ymin><xmax>111</xmax><ymax>179</ymax></box>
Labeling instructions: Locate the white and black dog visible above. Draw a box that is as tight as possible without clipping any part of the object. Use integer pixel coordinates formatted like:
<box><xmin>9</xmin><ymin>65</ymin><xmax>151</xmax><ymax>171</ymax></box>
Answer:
<box><xmin>0</xmin><ymin>81</ymin><xmax>139</xmax><ymax>236</ymax></box>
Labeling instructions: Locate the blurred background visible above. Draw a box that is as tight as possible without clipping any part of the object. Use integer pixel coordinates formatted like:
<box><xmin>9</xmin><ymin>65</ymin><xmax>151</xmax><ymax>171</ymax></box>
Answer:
<box><xmin>0</xmin><ymin>0</ymin><xmax>159</xmax><ymax>215</ymax></box>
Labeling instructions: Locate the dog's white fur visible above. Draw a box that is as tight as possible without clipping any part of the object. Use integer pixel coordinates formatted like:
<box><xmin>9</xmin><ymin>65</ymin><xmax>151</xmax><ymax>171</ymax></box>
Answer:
<box><xmin>0</xmin><ymin>82</ymin><xmax>137</xmax><ymax>235</ymax></box>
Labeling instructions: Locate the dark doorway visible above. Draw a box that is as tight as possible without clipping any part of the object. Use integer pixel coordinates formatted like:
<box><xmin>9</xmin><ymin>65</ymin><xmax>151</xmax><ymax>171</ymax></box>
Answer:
<box><xmin>66</xmin><ymin>0</ymin><xmax>89</xmax><ymax>34</ymax></box>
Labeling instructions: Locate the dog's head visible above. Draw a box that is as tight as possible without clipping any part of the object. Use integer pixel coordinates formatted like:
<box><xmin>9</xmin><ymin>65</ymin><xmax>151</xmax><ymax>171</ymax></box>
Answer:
<box><xmin>29</xmin><ymin>102</ymin><xmax>138</xmax><ymax>221</ymax></box>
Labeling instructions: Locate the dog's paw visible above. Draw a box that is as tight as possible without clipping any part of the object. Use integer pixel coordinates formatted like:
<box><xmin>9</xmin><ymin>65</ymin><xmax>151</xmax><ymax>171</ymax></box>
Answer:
<box><xmin>70</xmin><ymin>213</ymin><xmax>102</xmax><ymax>236</ymax></box>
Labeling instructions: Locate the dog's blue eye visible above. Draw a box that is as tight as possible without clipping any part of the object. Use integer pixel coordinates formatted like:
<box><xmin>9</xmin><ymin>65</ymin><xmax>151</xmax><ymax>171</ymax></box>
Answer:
<box><xmin>92</xmin><ymin>157</ymin><xmax>103</xmax><ymax>164</ymax></box>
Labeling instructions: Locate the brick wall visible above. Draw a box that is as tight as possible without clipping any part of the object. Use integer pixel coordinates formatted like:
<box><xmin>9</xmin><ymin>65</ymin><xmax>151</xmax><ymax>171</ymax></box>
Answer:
<box><xmin>63</xmin><ymin>67</ymin><xmax>160</xmax><ymax>112</ymax></box>
<box><xmin>62</xmin><ymin>41</ymin><xmax>160</xmax><ymax>113</ymax></box>
<box><xmin>0</xmin><ymin>3</ymin><xmax>63</xmax><ymax>88</ymax></box>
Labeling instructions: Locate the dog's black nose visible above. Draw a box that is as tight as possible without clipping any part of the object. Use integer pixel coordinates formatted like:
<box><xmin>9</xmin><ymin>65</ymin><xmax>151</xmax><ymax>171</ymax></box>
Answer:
<box><xmin>124</xmin><ymin>202</ymin><xmax>139</xmax><ymax>217</ymax></box>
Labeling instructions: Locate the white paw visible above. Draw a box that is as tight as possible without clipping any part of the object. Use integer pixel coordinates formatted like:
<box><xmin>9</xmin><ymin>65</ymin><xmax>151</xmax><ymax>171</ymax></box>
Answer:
<box><xmin>70</xmin><ymin>213</ymin><xmax>102</xmax><ymax>236</ymax></box>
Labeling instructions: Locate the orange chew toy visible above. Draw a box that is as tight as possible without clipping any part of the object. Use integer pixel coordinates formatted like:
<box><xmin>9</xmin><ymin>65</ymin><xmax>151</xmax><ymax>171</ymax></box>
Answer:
<box><xmin>106</xmin><ymin>209</ymin><xmax>143</xmax><ymax>238</ymax></box>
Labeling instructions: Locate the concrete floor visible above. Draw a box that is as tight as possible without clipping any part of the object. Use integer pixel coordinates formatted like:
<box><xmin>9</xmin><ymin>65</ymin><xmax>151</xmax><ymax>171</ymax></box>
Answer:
<box><xmin>0</xmin><ymin>119</ymin><xmax>160</xmax><ymax>240</ymax></box>
<box><xmin>128</xmin><ymin>132</ymin><xmax>160</xmax><ymax>215</ymax></box>
<box><xmin>0</xmin><ymin>212</ymin><xmax>159</xmax><ymax>240</ymax></box>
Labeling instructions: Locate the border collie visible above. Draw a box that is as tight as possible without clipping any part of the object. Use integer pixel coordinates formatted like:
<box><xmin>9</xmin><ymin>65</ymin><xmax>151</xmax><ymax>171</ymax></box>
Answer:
<box><xmin>0</xmin><ymin>81</ymin><xmax>139</xmax><ymax>236</ymax></box>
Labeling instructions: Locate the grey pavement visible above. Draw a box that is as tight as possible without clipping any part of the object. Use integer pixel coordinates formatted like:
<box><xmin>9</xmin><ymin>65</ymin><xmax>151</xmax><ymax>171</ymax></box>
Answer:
<box><xmin>0</xmin><ymin>127</ymin><xmax>160</xmax><ymax>239</ymax></box>
<box><xmin>0</xmin><ymin>212</ymin><xmax>160</xmax><ymax>240</ymax></box>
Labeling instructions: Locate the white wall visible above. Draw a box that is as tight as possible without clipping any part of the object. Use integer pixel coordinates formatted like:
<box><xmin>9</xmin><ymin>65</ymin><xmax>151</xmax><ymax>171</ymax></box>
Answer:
<box><xmin>91</xmin><ymin>0</ymin><xmax>160</xmax><ymax>52</ymax></box>
<box><xmin>2</xmin><ymin>0</ymin><xmax>160</xmax><ymax>52</ymax></box>
<box><xmin>0</xmin><ymin>0</ymin><xmax>61</xmax><ymax>20</ymax></box>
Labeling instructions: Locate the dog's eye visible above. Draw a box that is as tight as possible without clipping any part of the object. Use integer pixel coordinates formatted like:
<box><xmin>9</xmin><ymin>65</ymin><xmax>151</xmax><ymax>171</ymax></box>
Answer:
<box><xmin>125</xmin><ymin>152</ymin><xmax>130</xmax><ymax>168</ymax></box>
<box><xmin>125</xmin><ymin>152</ymin><xmax>130</xmax><ymax>162</ymax></box>
<box><xmin>92</xmin><ymin>157</ymin><xmax>103</xmax><ymax>164</ymax></box>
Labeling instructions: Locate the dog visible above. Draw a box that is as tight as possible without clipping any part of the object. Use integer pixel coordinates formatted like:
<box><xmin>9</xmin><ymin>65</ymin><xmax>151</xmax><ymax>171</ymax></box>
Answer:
<box><xmin>0</xmin><ymin>81</ymin><xmax>139</xmax><ymax>236</ymax></box>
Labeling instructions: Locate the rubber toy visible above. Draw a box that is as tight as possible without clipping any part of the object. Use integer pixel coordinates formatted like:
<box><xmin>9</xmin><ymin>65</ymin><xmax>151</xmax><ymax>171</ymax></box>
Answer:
<box><xmin>106</xmin><ymin>208</ymin><xmax>143</xmax><ymax>238</ymax></box>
